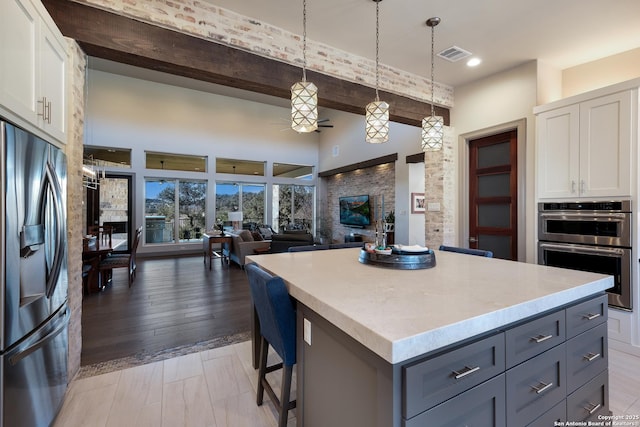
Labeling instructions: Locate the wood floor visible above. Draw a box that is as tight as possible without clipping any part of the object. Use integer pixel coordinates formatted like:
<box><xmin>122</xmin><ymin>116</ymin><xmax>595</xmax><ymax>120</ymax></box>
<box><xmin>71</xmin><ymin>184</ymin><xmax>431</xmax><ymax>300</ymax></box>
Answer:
<box><xmin>81</xmin><ymin>255</ymin><xmax>252</xmax><ymax>366</ymax></box>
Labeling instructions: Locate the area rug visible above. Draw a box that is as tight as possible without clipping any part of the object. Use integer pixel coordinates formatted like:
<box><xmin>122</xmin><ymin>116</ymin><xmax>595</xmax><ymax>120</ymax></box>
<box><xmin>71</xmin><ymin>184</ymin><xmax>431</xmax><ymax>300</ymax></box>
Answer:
<box><xmin>77</xmin><ymin>330</ymin><xmax>252</xmax><ymax>379</ymax></box>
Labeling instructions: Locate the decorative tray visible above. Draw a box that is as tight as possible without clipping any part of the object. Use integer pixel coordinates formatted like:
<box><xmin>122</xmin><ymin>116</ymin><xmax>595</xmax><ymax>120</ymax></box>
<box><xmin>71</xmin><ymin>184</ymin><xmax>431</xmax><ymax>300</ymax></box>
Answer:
<box><xmin>358</xmin><ymin>248</ymin><xmax>436</xmax><ymax>270</ymax></box>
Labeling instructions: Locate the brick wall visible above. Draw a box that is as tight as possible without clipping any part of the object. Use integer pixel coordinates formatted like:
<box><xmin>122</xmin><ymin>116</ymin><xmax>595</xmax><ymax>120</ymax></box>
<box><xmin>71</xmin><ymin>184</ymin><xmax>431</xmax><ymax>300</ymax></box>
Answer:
<box><xmin>99</xmin><ymin>178</ymin><xmax>129</xmax><ymax>224</ymax></box>
<box><xmin>424</xmin><ymin>130</ymin><xmax>456</xmax><ymax>249</ymax></box>
<box><xmin>66</xmin><ymin>40</ymin><xmax>86</xmax><ymax>380</ymax></box>
<box><xmin>323</xmin><ymin>162</ymin><xmax>395</xmax><ymax>244</ymax></box>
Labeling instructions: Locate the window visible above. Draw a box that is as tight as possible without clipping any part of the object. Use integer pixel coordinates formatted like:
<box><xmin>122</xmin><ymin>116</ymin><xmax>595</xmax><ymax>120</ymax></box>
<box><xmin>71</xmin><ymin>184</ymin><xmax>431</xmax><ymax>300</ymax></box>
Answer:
<box><xmin>215</xmin><ymin>182</ymin><xmax>265</xmax><ymax>228</ymax></box>
<box><xmin>272</xmin><ymin>184</ymin><xmax>315</xmax><ymax>233</ymax></box>
<box><xmin>216</xmin><ymin>158</ymin><xmax>265</xmax><ymax>176</ymax></box>
<box><xmin>84</xmin><ymin>146</ymin><xmax>131</xmax><ymax>168</ymax></box>
<box><xmin>273</xmin><ymin>162</ymin><xmax>313</xmax><ymax>180</ymax></box>
<box><xmin>144</xmin><ymin>179</ymin><xmax>207</xmax><ymax>244</ymax></box>
<box><xmin>146</xmin><ymin>152</ymin><xmax>207</xmax><ymax>172</ymax></box>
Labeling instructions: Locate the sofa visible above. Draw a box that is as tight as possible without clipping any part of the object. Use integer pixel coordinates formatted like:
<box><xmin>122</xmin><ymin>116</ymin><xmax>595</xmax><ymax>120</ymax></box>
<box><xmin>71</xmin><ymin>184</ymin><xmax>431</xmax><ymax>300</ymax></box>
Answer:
<box><xmin>269</xmin><ymin>230</ymin><xmax>314</xmax><ymax>253</ymax></box>
<box><xmin>223</xmin><ymin>229</ymin><xmax>271</xmax><ymax>267</ymax></box>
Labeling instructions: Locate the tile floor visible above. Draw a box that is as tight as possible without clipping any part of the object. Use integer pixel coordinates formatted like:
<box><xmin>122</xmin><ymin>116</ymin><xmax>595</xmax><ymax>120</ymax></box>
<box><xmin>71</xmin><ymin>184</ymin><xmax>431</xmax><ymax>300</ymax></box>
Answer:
<box><xmin>54</xmin><ymin>340</ymin><xmax>295</xmax><ymax>427</ymax></box>
<box><xmin>55</xmin><ymin>341</ymin><xmax>639</xmax><ymax>427</ymax></box>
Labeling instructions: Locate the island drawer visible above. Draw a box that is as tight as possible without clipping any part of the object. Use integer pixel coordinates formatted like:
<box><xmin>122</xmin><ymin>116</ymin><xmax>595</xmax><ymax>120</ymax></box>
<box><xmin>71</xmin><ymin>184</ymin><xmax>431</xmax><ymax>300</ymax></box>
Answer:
<box><xmin>525</xmin><ymin>399</ymin><xmax>566</xmax><ymax>427</ymax></box>
<box><xmin>505</xmin><ymin>309</ymin><xmax>565</xmax><ymax>368</ymax></box>
<box><xmin>567</xmin><ymin>322</ymin><xmax>607</xmax><ymax>394</ymax></box>
<box><xmin>506</xmin><ymin>344</ymin><xmax>566</xmax><ymax>427</ymax></box>
<box><xmin>403</xmin><ymin>374</ymin><xmax>506</xmax><ymax>427</ymax></box>
<box><xmin>566</xmin><ymin>369</ymin><xmax>609</xmax><ymax>422</ymax></box>
<box><xmin>566</xmin><ymin>294</ymin><xmax>607</xmax><ymax>339</ymax></box>
<box><xmin>403</xmin><ymin>332</ymin><xmax>505</xmax><ymax>419</ymax></box>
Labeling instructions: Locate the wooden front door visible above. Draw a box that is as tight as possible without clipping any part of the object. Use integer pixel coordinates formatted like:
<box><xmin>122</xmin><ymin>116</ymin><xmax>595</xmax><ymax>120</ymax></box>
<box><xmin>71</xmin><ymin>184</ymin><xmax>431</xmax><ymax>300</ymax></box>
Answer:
<box><xmin>469</xmin><ymin>130</ymin><xmax>518</xmax><ymax>260</ymax></box>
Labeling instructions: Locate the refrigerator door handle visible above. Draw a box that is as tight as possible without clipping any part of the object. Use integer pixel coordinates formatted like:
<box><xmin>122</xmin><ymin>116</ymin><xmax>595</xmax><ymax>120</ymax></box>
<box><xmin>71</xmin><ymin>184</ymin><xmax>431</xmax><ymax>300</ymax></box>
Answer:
<box><xmin>8</xmin><ymin>307</ymin><xmax>69</xmax><ymax>366</ymax></box>
<box><xmin>43</xmin><ymin>160</ymin><xmax>65</xmax><ymax>298</ymax></box>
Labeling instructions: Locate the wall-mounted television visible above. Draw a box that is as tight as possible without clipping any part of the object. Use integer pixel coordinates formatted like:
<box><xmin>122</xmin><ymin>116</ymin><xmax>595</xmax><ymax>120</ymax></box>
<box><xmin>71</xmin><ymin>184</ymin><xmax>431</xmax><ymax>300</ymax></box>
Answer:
<box><xmin>339</xmin><ymin>195</ymin><xmax>371</xmax><ymax>228</ymax></box>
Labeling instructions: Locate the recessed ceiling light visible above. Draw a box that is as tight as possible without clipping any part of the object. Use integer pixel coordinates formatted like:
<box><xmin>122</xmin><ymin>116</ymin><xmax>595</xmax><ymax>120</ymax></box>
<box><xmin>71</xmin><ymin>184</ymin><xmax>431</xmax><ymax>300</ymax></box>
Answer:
<box><xmin>467</xmin><ymin>57</ymin><xmax>482</xmax><ymax>67</ymax></box>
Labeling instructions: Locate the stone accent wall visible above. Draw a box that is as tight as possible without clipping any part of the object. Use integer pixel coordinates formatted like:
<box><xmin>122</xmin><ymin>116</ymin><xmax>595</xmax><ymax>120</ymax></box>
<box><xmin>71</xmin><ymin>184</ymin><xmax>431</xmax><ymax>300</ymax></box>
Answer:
<box><xmin>66</xmin><ymin>40</ymin><xmax>86</xmax><ymax>380</ymax></box>
<box><xmin>323</xmin><ymin>162</ymin><xmax>395</xmax><ymax>244</ymax></box>
<box><xmin>424</xmin><ymin>130</ymin><xmax>456</xmax><ymax>249</ymax></box>
<box><xmin>77</xmin><ymin>0</ymin><xmax>454</xmax><ymax>108</ymax></box>
<box><xmin>99</xmin><ymin>178</ymin><xmax>128</xmax><ymax>224</ymax></box>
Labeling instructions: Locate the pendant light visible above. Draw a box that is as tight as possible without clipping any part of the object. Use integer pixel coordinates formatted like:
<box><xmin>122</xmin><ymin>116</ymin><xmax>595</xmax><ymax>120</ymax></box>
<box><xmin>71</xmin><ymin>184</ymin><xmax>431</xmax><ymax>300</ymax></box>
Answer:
<box><xmin>291</xmin><ymin>0</ymin><xmax>318</xmax><ymax>133</ymax></box>
<box><xmin>421</xmin><ymin>17</ymin><xmax>444</xmax><ymax>151</ymax></box>
<box><xmin>365</xmin><ymin>0</ymin><xmax>389</xmax><ymax>144</ymax></box>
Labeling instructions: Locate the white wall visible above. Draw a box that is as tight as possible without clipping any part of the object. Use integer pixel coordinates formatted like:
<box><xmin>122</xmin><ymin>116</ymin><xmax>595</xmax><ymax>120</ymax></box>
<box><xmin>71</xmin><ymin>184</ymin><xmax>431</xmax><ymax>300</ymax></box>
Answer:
<box><xmin>451</xmin><ymin>61</ymin><xmax>538</xmax><ymax>262</ymax></box>
<box><xmin>562</xmin><ymin>47</ymin><xmax>640</xmax><ymax>98</ymax></box>
<box><xmin>87</xmin><ymin>69</ymin><xmax>319</xmax><ymax>255</ymax></box>
<box><xmin>317</xmin><ymin>109</ymin><xmax>424</xmax><ymax>245</ymax></box>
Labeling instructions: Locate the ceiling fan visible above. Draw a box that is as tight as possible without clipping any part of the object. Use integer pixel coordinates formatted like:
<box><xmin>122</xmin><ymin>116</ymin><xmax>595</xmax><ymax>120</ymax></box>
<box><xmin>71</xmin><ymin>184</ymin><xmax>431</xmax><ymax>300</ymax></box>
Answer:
<box><xmin>314</xmin><ymin>118</ymin><xmax>334</xmax><ymax>132</ymax></box>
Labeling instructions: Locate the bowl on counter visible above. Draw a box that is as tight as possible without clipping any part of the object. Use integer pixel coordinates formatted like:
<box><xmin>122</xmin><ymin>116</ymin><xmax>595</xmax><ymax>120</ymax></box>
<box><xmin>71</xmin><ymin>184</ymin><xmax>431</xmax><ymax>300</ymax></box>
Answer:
<box><xmin>374</xmin><ymin>248</ymin><xmax>393</xmax><ymax>255</ymax></box>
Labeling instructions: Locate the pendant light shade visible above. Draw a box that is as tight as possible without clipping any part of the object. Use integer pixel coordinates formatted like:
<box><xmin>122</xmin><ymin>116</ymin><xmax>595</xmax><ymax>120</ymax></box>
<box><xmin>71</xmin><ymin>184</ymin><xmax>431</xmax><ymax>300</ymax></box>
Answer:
<box><xmin>291</xmin><ymin>0</ymin><xmax>318</xmax><ymax>133</ymax></box>
<box><xmin>291</xmin><ymin>81</ymin><xmax>318</xmax><ymax>133</ymax></box>
<box><xmin>422</xmin><ymin>17</ymin><xmax>443</xmax><ymax>151</ymax></box>
<box><xmin>365</xmin><ymin>0</ymin><xmax>389</xmax><ymax>144</ymax></box>
<box><xmin>365</xmin><ymin>100</ymin><xmax>389</xmax><ymax>143</ymax></box>
<box><xmin>421</xmin><ymin>115</ymin><xmax>444</xmax><ymax>150</ymax></box>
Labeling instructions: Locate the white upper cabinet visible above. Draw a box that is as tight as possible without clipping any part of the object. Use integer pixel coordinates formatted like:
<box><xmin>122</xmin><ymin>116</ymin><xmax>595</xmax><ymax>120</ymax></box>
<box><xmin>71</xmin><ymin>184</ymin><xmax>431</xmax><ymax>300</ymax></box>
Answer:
<box><xmin>536</xmin><ymin>89</ymin><xmax>634</xmax><ymax>199</ymax></box>
<box><xmin>39</xmin><ymin>18</ymin><xmax>67</xmax><ymax>142</ymax></box>
<box><xmin>0</xmin><ymin>0</ymin><xmax>67</xmax><ymax>144</ymax></box>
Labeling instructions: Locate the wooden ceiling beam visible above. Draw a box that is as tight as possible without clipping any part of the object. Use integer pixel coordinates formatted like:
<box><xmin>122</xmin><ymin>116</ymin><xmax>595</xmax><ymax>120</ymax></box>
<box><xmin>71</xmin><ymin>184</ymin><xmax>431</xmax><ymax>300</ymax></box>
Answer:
<box><xmin>42</xmin><ymin>0</ymin><xmax>449</xmax><ymax>127</ymax></box>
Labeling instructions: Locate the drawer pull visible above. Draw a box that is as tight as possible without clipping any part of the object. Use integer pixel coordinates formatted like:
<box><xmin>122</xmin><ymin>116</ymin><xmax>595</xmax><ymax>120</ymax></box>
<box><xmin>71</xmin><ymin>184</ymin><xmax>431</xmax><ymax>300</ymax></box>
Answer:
<box><xmin>452</xmin><ymin>365</ymin><xmax>480</xmax><ymax>379</ymax></box>
<box><xmin>531</xmin><ymin>381</ymin><xmax>554</xmax><ymax>395</ymax></box>
<box><xmin>531</xmin><ymin>334</ymin><xmax>553</xmax><ymax>343</ymax></box>
<box><xmin>583</xmin><ymin>313</ymin><xmax>601</xmax><ymax>321</ymax></box>
<box><xmin>584</xmin><ymin>402</ymin><xmax>601</xmax><ymax>415</ymax></box>
<box><xmin>583</xmin><ymin>352</ymin><xmax>601</xmax><ymax>362</ymax></box>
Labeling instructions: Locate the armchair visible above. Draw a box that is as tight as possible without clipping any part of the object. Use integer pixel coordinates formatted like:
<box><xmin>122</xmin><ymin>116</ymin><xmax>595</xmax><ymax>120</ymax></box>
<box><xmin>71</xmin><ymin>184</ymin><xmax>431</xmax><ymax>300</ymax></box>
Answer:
<box><xmin>224</xmin><ymin>229</ymin><xmax>271</xmax><ymax>267</ymax></box>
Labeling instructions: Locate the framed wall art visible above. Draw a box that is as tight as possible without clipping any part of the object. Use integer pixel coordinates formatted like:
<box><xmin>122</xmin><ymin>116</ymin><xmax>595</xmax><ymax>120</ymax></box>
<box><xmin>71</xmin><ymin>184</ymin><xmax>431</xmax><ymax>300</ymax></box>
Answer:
<box><xmin>411</xmin><ymin>192</ymin><xmax>425</xmax><ymax>213</ymax></box>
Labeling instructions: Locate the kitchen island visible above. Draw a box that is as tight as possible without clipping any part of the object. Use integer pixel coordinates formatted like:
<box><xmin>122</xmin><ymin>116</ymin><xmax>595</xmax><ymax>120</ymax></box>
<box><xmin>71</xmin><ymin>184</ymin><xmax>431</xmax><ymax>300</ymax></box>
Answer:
<box><xmin>246</xmin><ymin>248</ymin><xmax>613</xmax><ymax>427</ymax></box>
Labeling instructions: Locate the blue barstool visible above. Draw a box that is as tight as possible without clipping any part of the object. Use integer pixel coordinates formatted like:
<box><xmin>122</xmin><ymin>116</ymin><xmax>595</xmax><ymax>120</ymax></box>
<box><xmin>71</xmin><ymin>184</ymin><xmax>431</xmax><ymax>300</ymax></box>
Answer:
<box><xmin>439</xmin><ymin>245</ymin><xmax>494</xmax><ymax>257</ymax></box>
<box><xmin>245</xmin><ymin>263</ymin><xmax>296</xmax><ymax>427</ymax></box>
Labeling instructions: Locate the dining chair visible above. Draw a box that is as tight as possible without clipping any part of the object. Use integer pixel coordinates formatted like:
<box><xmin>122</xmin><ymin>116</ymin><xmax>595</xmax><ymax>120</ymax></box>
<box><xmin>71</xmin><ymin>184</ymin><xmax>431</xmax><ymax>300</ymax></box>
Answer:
<box><xmin>98</xmin><ymin>226</ymin><xmax>142</xmax><ymax>287</ymax></box>
<box><xmin>245</xmin><ymin>263</ymin><xmax>296</xmax><ymax>427</ymax></box>
<box><xmin>438</xmin><ymin>244</ymin><xmax>494</xmax><ymax>258</ymax></box>
<box><xmin>88</xmin><ymin>225</ymin><xmax>113</xmax><ymax>249</ymax></box>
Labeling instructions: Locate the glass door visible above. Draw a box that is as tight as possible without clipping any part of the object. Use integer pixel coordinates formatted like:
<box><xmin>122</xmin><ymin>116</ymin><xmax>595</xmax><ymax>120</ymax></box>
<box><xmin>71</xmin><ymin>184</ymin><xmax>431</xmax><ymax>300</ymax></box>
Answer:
<box><xmin>86</xmin><ymin>174</ymin><xmax>133</xmax><ymax>253</ymax></box>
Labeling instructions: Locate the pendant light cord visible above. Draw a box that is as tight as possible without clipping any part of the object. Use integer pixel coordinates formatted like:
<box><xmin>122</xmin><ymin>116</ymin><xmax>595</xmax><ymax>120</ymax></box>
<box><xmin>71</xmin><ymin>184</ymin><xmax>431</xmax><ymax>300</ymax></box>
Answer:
<box><xmin>302</xmin><ymin>0</ymin><xmax>308</xmax><ymax>82</ymax></box>
<box><xmin>430</xmin><ymin>23</ymin><xmax>435</xmax><ymax>117</ymax></box>
<box><xmin>375</xmin><ymin>0</ymin><xmax>380</xmax><ymax>102</ymax></box>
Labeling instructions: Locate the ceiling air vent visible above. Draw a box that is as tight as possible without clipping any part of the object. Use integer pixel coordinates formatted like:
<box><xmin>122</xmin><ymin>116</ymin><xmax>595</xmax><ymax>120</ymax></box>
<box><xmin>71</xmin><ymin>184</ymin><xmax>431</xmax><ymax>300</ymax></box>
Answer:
<box><xmin>437</xmin><ymin>46</ymin><xmax>472</xmax><ymax>62</ymax></box>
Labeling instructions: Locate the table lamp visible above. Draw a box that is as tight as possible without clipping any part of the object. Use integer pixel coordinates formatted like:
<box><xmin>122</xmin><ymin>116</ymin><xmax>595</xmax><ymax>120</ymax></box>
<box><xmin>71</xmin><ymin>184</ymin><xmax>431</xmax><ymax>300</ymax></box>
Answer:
<box><xmin>228</xmin><ymin>211</ymin><xmax>243</xmax><ymax>231</ymax></box>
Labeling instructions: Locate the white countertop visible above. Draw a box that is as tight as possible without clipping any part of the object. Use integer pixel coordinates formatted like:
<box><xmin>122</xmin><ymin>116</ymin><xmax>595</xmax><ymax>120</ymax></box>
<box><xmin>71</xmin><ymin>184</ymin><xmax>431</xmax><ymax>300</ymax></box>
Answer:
<box><xmin>246</xmin><ymin>249</ymin><xmax>612</xmax><ymax>364</ymax></box>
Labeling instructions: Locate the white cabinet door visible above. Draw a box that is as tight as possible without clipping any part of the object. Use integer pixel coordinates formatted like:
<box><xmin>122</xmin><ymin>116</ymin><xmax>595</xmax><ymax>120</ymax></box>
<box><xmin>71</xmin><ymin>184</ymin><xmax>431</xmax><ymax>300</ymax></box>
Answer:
<box><xmin>579</xmin><ymin>90</ymin><xmax>633</xmax><ymax>198</ymax></box>
<box><xmin>537</xmin><ymin>104</ymin><xmax>580</xmax><ymax>199</ymax></box>
<box><xmin>0</xmin><ymin>0</ymin><xmax>39</xmax><ymax>123</ymax></box>
<box><xmin>39</xmin><ymin>20</ymin><xmax>67</xmax><ymax>142</ymax></box>
<box><xmin>537</xmin><ymin>89</ymin><xmax>634</xmax><ymax>200</ymax></box>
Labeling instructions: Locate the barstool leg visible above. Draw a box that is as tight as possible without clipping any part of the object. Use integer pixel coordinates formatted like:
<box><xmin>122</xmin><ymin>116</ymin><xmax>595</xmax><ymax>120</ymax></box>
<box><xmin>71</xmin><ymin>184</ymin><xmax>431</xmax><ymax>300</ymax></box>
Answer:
<box><xmin>278</xmin><ymin>364</ymin><xmax>293</xmax><ymax>427</ymax></box>
<box><xmin>257</xmin><ymin>336</ymin><xmax>269</xmax><ymax>406</ymax></box>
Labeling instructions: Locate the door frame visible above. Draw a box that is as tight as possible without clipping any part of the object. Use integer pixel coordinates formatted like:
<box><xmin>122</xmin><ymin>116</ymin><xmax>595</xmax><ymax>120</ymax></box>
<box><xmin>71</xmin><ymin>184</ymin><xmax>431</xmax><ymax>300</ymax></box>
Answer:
<box><xmin>458</xmin><ymin>119</ymin><xmax>527</xmax><ymax>262</ymax></box>
<box><xmin>85</xmin><ymin>172</ymin><xmax>135</xmax><ymax>253</ymax></box>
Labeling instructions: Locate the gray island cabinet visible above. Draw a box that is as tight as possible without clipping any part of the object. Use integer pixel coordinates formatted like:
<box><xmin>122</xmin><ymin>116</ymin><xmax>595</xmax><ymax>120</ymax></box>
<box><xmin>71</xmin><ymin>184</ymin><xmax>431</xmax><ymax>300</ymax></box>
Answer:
<box><xmin>247</xmin><ymin>249</ymin><xmax>612</xmax><ymax>427</ymax></box>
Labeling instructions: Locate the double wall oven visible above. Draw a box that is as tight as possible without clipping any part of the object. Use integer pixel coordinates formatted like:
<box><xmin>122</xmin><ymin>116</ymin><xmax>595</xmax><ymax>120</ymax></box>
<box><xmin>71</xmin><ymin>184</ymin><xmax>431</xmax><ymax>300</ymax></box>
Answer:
<box><xmin>538</xmin><ymin>200</ymin><xmax>632</xmax><ymax>311</ymax></box>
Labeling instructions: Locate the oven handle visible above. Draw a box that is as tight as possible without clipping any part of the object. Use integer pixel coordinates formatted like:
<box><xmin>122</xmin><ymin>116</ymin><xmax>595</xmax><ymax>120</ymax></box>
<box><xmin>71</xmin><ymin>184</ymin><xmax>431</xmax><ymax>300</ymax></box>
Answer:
<box><xmin>539</xmin><ymin>212</ymin><xmax>628</xmax><ymax>221</ymax></box>
<box><xmin>539</xmin><ymin>243</ymin><xmax>625</xmax><ymax>257</ymax></box>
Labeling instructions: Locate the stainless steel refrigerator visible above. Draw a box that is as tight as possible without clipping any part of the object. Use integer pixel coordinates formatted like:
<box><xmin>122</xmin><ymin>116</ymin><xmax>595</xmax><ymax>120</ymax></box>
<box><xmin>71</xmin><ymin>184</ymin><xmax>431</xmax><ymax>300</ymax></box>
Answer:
<box><xmin>1</xmin><ymin>119</ymin><xmax>69</xmax><ymax>427</ymax></box>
